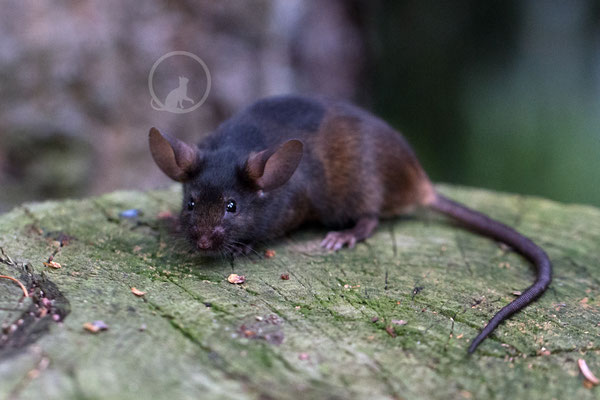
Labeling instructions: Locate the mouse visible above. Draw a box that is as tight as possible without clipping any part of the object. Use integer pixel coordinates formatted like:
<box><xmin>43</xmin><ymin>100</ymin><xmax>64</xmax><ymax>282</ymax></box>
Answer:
<box><xmin>148</xmin><ymin>94</ymin><xmax>551</xmax><ymax>353</ymax></box>
<box><xmin>151</xmin><ymin>76</ymin><xmax>195</xmax><ymax>112</ymax></box>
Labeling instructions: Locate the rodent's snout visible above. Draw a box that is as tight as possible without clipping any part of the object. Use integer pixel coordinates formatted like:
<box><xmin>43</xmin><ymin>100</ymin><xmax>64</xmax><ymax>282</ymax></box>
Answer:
<box><xmin>197</xmin><ymin>235</ymin><xmax>212</xmax><ymax>250</ymax></box>
<box><xmin>195</xmin><ymin>226</ymin><xmax>225</xmax><ymax>251</ymax></box>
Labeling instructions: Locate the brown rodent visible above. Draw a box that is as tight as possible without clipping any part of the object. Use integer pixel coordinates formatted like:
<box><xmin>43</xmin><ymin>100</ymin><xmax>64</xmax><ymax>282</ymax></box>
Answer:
<box><xmin>148</xmin><ymin>94</ymin><xmax>551</xmax><ymax>353</ymax></box>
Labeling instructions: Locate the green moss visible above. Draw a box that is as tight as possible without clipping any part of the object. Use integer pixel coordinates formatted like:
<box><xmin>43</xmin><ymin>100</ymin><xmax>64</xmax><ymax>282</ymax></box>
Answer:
<box><xmin>0</xmin><ymin>184</ymin><xmax>599</xmax><ymax>399</ymax></box>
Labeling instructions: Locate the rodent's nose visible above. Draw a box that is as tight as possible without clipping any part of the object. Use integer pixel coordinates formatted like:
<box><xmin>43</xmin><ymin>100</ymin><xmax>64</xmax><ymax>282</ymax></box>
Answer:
<box><xmin>197</xmin><ymin>235</ymin><xmax>212</xmax><ymax>250</ymax></box>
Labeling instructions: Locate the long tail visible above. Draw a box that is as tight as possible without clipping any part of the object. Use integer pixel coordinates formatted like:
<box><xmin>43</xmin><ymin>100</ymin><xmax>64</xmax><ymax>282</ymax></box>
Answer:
<box><xmin>429</xmin><ymin>193</ymin><xmax>552</xmax><ymax>353</ymax></box>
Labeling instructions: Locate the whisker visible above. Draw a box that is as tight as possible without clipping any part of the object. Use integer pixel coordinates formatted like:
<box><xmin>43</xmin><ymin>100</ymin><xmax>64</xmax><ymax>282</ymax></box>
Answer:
<box><xmin>228</xmin><ymin>240</ymin><xmax>263</xmax><ymax>261</ymax></box>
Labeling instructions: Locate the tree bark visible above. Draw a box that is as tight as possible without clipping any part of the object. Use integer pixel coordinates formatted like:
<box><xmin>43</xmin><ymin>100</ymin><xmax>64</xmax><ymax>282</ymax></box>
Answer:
<box><xmin>1</xmin><ymin>185</ymin><xmax>599</xmax><ymax>399</ymax></box>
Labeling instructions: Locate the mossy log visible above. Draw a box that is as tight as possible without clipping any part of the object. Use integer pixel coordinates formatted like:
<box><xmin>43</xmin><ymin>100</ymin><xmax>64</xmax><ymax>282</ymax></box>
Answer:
<box><xmin>0</xmin><ymin>185</ymin><xmax>599</xmax><ymax>399</ymax></box>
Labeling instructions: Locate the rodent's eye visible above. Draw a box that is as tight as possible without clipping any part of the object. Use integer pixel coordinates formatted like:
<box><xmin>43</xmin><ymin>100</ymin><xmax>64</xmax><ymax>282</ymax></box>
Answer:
<box><xmin>187</xmin><ymin>199</ymin><xmax>195</xmax><ymax>211</ymax></box>
<box><xmin>226</xmin><ymin>199</ymin><xmax>237</xmax><ymax>213</ymax></box>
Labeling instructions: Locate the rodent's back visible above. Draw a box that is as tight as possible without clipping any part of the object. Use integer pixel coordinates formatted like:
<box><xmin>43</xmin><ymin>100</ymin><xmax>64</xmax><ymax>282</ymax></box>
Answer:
<box><xmin>200</xmin><ymin>95</ymin><xmax>434</xmax><ymax>228</ymax></box>
<box><xmin>200</xmin><ymin>95</ymin><xmax>327</xmax><ymax>153</ymax></box>
<box><xmin>306</xmin><ymin>100</ymin><xmax>434</xmax><ymax>226</ymax></box>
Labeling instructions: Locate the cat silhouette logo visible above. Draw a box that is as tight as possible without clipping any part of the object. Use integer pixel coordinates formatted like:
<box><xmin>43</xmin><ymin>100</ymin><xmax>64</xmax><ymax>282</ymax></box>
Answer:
<box><xmin>148</xmin><ymin>51</ymin><xmax>211</xmax><ymax>114</ymax></box>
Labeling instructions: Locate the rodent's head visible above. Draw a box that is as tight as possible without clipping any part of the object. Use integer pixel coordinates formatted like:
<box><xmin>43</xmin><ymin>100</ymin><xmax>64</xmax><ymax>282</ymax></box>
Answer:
<box><xmin>148</xmin><ymin>127</ymin><xmax>303</xmax><ymax>255</ymax></box>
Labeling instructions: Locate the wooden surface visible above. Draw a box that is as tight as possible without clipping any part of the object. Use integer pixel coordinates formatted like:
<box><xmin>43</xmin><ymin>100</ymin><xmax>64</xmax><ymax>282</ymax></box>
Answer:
<box><xmin>0</xmin><ymin>185</ymin><xmax>599</xmax><ymax>399</ymax></box>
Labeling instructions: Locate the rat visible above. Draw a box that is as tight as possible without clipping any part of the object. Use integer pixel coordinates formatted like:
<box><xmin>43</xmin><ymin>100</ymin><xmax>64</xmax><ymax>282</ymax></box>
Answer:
<box><xmin>148</xmin><ymin>94</ymin><xmax>551</xmax><ymax>353</ymax></box>
<box><xmin>151</xmin><ymin>76</ymin><xmax>195</xmax><ymax>112</ymax></box>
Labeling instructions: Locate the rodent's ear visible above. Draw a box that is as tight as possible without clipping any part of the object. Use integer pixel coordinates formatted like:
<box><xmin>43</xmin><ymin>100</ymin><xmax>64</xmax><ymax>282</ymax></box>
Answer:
<box><xmin>148</xmin><ymin>127</ymin><xmax>201</xmax><ymax>182</ymax></box>
<box><xmin>246</xmin><ymin>139</ymin><xmax>303</xmax><ymax>191</ymax></box>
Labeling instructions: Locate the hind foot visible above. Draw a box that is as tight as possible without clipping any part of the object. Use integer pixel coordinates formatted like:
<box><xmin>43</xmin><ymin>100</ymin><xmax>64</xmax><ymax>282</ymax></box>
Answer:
<box><xmin>321</xmin><ymin>231</ymin><xmax>358</xmax><ymax>251</ymax></box>
<box><xmin>320</xmin><ymin>217</ymin><xmax>379</xmax><ymax>251</ymax></box>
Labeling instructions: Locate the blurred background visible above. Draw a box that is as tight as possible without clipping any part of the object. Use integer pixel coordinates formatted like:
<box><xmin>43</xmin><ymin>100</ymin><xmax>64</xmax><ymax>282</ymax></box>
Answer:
<box><xmin>0</xmin><ymin>0</ymin><xmax>599</xmax><ymax>213</ymax></box>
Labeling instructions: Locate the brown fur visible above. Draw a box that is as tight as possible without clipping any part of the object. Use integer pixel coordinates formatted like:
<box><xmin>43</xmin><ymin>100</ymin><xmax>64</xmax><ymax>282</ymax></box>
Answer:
<box><xmin>308</xmin><ymin>100</ymin><xmax>433</xmax><ymax>223</ymax></box>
